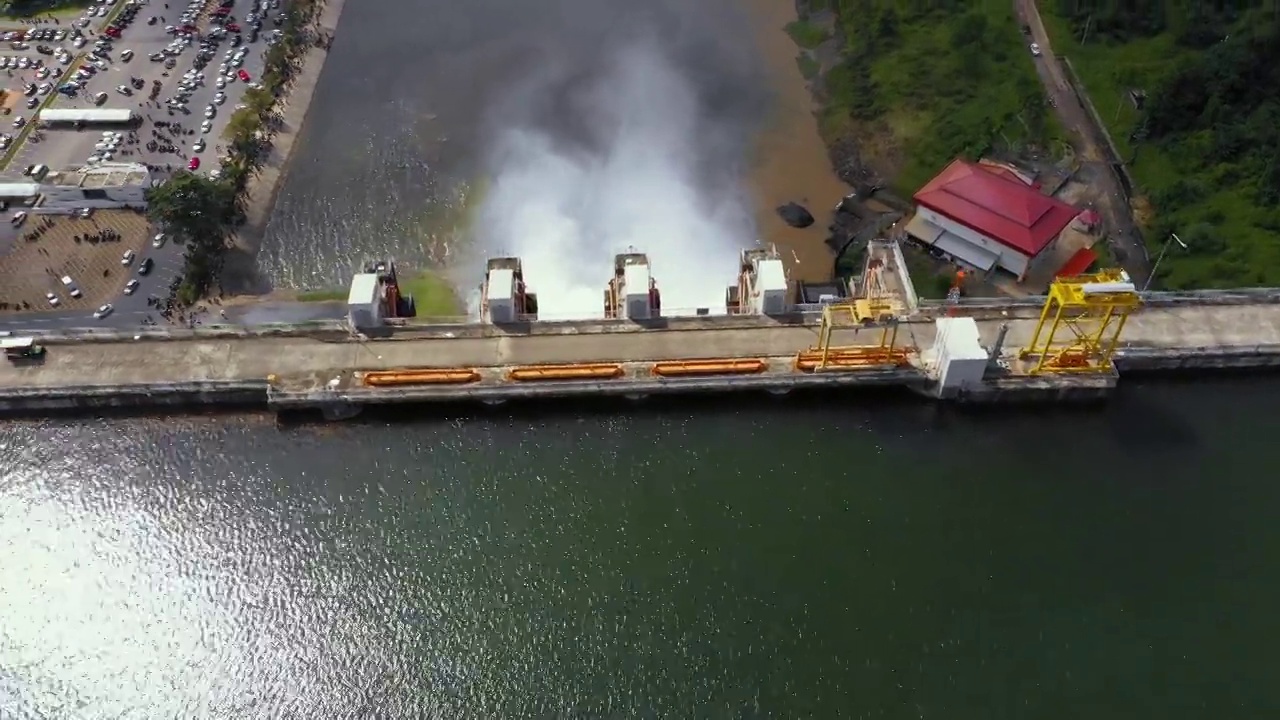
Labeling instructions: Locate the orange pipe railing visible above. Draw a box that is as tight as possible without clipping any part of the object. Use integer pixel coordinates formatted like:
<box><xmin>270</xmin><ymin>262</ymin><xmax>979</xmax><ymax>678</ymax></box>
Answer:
<box><xmin>794</xmin><ymin>349</ymin><xmax>911</xmax><ymax>372</ymax></box>
<box><xmin>363</xmin><ymin>369</ymin><xmax>481</xmax><ymax>386</ymax></box>
<box><xmin>650</xmin><ymin>359</ymin><xmax>767</xmax><ymax>377</ymax></box>
<box><xmin>506</xmin><ymin>363</ymin><xmax>625</xmax><ymax>382</ymax></box>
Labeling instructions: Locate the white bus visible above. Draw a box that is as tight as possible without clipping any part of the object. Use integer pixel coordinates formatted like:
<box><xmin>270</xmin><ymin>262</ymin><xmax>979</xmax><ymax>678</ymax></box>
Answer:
<box><xmin>2</xmin><ymin>336</ymin><xmax>45</xmax><ymax>360</ymax></box>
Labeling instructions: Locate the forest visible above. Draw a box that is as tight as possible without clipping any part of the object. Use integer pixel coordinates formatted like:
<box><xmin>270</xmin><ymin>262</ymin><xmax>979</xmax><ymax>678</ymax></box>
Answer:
<box><xmin>811</xmin><ymin>0</ymin><xmax>1062</xmax><ymax>195</ymax></box>
<box><xmin>1049</xmin><ymin>0</ymin><xmax>1280</xmax><ymax>288</ymax></box>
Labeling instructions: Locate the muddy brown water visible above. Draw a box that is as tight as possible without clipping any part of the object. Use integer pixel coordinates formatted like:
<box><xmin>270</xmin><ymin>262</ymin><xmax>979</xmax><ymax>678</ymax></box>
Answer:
<box><xmin>255</xmin><ymin>0</ymin><xmax>850</xmax><ymax>293</ymax></box>
<box><xmin>741</xmin><ymin>0</ymin><xmax>850</xmax><ymax>283</ymax></box>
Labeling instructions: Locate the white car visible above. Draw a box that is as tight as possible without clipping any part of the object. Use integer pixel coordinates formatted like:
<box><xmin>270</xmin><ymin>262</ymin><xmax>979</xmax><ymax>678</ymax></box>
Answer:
<box><xmin>1030</xmin><ymin>43</ymin><xmax>1042</xmax><ymax>57</ymax></box>
<box><xmin>213</xmin><ymin>92</ymin><xmax>225</xmax><ymax>104</ymax></box>
<box><xmin>121</xmin><ymin>249</ymin><xmax>135</xmax><ymax>265</ymax></box>
<box><xmin>215</xmin><ymin>76</ymin><xmax>226</xmax><ymax>89</ymax></box>
<box><xmin>152</xmin><ymin>233</ymin><xmax>166</xmax><ymax>248</ymax></box>
<box><xmin>200</xmin><ymin>119</ymin><xmax>213</xmax><ymax>133</ymax></box>
<box><xmin>204</xmin><ymin>105</ymin><xmax>216</xmax><ymax>119</ymax></box>
<box><xmin>45</xmin><ymin>292</ymin><xmax>59</xmax><ymax>307</ymax></box>
<box><xmin>73</xmin><ymin>36</ymin><xmax>87</xmax><ymax>48</ymax></box>
<box><xmin>124</xmin><ymin>279</ymin><xmax>140</xmax><ymax>295</ymax></box>
<box><xmin>11</xmin><ymin>211</ymin><xmax>27</xmax><ymax>226</ymax></box>
<box><xmin>192</xmin><ymin>138</ymin><xmax>206</xmax><ymax>152</ymax></box>
<box><xmin>94</xmin><ymin>303</ymin><xmax>113</xmax><ymax>319</ymax></box>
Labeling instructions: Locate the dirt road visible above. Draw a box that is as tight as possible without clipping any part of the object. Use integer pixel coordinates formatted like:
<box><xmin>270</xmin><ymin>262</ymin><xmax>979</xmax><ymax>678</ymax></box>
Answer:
<box><xmin>1015</xmin><ymin>0</ymin><xmax>1151</xmax><ymax>285</ymax></box>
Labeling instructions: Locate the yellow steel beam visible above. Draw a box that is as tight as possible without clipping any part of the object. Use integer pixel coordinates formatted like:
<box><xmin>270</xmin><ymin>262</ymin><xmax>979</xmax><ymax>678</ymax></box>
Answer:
<box><xmin>1020</xmin><ymin>270</ymin><xmax>1140</xmax><ymax>375</ymax></box>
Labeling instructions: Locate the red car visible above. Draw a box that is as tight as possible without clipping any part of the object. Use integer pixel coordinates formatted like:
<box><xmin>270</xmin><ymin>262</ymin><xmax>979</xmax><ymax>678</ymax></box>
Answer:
<box><xmin>237</xmin><ymin>69</ymin><xmax>250</xmax><ymax>82</ymax></box>
<box><xmin>104</xmin><ymin>27</ymin><xmax>121</xmax><ymax>38</ymax></box>
<box><xmin>213</xmin><ymin>7</ymin><xmax>230</xmax><ymax>16</ymax></box>
<box><xmin>225</xmin><ymin>22</ymin><xmax>240</xmax><ymax>32</ymax></box>
<box><xmin>188</xmin><ymin>157</ymin><xmax>200</xmax><ymax>170</ymax></box>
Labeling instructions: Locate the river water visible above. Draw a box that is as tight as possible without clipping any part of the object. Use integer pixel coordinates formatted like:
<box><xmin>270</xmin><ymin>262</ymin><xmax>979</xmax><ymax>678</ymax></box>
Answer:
<box><xmin>252</xmin><ymin>0</ymin><xmax>847</xmax><ymax>298</ymax></box>
<box><xmin>2</xmin><ymin>378</ymin><xmax>1279</xmax><ymax>717</ymax></box>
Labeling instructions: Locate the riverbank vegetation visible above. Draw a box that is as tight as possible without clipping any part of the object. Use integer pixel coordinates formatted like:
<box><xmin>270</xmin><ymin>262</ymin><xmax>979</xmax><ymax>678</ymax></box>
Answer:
<box><xmin>803</xmin><ymin>0</ymin><xmax>1063</xmax><ymax>195</ymax></box>
<box><xmin>146</xmin><ymin>0</ymin><xmax>325</xmax><ymax>305</ymax></box>
<box><xmin>1042</xmin><ymin>1</ymin><xmax>1279</xmax><ymax>288</ymax></box>
<box><xmin>1</xmin><ymin>0</ymin><xmax>92</xmax><ymax>20</ymax></box>
<box><xmin>295</xmin><ymin>271</ymin><xmax>460</xmax><ymax>316</ymax></box>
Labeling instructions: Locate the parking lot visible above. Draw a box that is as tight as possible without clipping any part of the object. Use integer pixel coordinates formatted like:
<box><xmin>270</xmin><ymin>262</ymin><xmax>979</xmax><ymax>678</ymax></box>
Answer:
<box><xmin>0</xmin><ymin>0</ymin><xmax>282</xmax><ymax>327</ymax></box>
<box><xmin>0</xmin><ymin>208</ymin><xmax>186</xmax><ymax>321</ymax></box>
<box><xmin>3</xmin><ymin>0</ymin><xmax>276</xmax><ymax>179</ymax></box>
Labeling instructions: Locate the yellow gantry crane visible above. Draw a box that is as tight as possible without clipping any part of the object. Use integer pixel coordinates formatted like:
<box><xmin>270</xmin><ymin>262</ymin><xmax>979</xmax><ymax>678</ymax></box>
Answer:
<box><xmin>802</xmin><ymin>258</ymin><xmax>908</xmax><ymax>371</ymax></box>
<box><xmin>1019</xmin><ymin>269</ymin><xmax>1142</xmax><ymax>374</ymax></box>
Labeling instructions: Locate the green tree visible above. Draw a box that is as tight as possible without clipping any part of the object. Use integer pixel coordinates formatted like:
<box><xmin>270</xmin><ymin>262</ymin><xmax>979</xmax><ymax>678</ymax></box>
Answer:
<box><xmin>223</xmin><ymin>107</ymin><xmax>259</xmax><ymax>142</ymax></box>
<box><xmin>146</xmin><ymin>172</ymin><xmax>236</xmax><ymax>300</ymax></box>
<box><xmin>146</xmin><ymin>172</ymin><xmax>234</xmax><ymax>238</ymax></box>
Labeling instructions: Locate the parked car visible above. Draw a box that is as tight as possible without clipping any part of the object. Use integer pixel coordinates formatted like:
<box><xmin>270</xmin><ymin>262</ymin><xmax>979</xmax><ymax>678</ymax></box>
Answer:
<box><xmin>61</xmin><ymin>275</ymin><xmax>82</xmax><ymax>298</ymax></box>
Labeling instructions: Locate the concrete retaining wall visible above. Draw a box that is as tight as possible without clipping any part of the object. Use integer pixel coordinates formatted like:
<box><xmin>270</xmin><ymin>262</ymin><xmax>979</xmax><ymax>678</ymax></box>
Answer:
<box><xmin>0</xmin><ymin>381</ymin><xmax>268</xmax><ymax>414</ymax></box>
<box><xmin>268</xmin><ymin>367</ymin><xmax>926</xmax><ymax>408</ymax></box>
<box><xmin>1117</xmin><ymin>346</ymin><xmax>1280</xmax><ymax>371</ymax></box>
<box><xmin>3</xmin><ymin>345</ymin><xmax>1280</xmax><ymax>418</ymax></box>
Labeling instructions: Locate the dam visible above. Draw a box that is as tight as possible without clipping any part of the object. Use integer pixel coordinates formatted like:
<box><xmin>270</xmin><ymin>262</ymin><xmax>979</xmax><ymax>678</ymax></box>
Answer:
<box><xmin>3</xmin><ymin>241</ymin><xmax>1280</xmax><ymax>418</ymax></box>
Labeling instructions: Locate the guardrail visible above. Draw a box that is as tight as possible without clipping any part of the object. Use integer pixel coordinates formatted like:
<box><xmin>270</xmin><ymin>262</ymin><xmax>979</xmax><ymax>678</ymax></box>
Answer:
<box><xmin>917</xmin><ymin>287</ymin><xmax>1280</xmax><ymax>310</ymax></box>
<box><xmin>24</xmin><ymin>320</ymin><xmax>348</xmax><ymax>342</ymax></box>
<box><xmin>11</xmin><ymin>288</ymin><xmax>1280</xmax><ymax>341</ymax></box>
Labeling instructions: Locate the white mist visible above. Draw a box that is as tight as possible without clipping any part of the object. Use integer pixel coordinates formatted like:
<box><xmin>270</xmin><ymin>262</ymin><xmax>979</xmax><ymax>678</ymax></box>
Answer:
<box><xmin>470</xmin><ymin>42</ymin><xmax>755</xmax><ymax>319</ymax></box>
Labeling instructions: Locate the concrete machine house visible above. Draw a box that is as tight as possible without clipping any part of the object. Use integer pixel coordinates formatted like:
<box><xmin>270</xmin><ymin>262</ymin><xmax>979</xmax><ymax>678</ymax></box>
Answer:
<box><xmin>906</xmin><ymin>159</ymin><xmax>1078</xmax><ymax>281</ymax></box>
<box><xmin>38</xmin><ymin>163</ymin><xmax>151</xmax><ymax>210</ymax></box>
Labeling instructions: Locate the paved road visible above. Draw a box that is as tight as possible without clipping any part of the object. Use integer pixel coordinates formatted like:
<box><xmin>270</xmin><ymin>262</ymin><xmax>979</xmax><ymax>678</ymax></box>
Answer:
<box><xmin>4</xmin><ymin>302</ymin><xmax>1279</xmax><ymax>390</ymax></box>
<box><xmin>1014</xmin><ymin>0</ymin><xmax>1150</xmax><ymax>285</ymax></box>
<box><xmin>0</xmin><ymin>297</ymin><xmax>344</xmax><ymax>332</ymax></box>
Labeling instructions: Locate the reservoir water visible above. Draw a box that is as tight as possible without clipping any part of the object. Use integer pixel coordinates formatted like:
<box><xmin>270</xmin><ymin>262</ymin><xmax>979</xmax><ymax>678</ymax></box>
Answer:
<box><xmin>2</xmin><ymin>378</ymin><xmax>1279</xmax><ymax>717</ymax></box>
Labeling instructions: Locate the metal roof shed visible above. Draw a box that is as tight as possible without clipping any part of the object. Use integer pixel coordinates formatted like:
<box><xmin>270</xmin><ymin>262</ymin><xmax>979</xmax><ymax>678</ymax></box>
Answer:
<box><xmin>913</xmin><ymin>159</ymin><xmax>1078</xmax><ymax>257</ymax></box>
<box><xmin>38</xmin><ymin>108</ymin><xmax>135</xmax><ymax>124</ymax></box>
<box><xmin>0</xmin><ymin>183</ymin><xmax>40</xmax><ymax>198</ymax></box>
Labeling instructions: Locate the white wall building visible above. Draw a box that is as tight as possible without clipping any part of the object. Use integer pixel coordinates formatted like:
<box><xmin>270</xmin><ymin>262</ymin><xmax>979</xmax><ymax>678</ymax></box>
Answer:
<box><xmin>38</xmin><ymin>163</ymin><xmax>151</xmax><ymax>210</ymax></box>
<box><xmin>927</xmin><ymin>317</ymin><xmax>989</xmax><ymax>398</ymax></box>
<box><xmin>347</xmin><ymin>273</ymin><xmax>384</xmax><ymax>329</ymax></box>
<box><xmin>906</xmin><ymin>159</ymin><xmax>1079</xmax><ymax>281</ymax></box>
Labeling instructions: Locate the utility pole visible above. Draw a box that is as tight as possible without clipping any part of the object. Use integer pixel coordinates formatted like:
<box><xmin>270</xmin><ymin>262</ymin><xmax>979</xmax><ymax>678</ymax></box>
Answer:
<box><xmin>1143</xmin><ymin>232</ymin><xmax>1187</xmax><ymax>291</ymax></box>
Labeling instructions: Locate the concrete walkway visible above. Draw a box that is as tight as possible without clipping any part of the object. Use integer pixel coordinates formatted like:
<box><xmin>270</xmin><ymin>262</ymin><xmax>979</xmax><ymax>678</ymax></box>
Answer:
<box><xmin>3</xmin><ymin>303</ymin><xmax>1280</xmax><ymax>390</ymax></box>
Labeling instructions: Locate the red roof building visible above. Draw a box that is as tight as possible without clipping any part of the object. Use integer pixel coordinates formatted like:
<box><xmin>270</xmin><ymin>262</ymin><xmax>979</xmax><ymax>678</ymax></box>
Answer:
<box><xmin>905</xmin><ymin>159</ymin><xmax>1079</xmax><ymax>280</ymax></box>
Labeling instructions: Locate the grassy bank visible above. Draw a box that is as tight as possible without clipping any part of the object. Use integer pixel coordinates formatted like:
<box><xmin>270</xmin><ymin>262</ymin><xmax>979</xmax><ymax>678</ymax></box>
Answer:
<box><xmin>1</xmin><ymin>0</ymin><xmax>92</xmax><ymax>20</ymax></box>
<box><xmin>297</xmin><ymin>272</ymin><xmax>462</xmax><ymax>316</ymax></box>
<box><xmin>1041</xmin><ymin>3</ymin><xmax>1280</xmax><ymax>288</ymax></box>
<box><xmin>148</xmin><ymin>0</ymin><xmax>325</xmax><ymax>305</ymax></box>
<box><xmin>811</xmin><ymin>0</ymin><xmax>1063</xmax><ymax>195</ymax></box>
